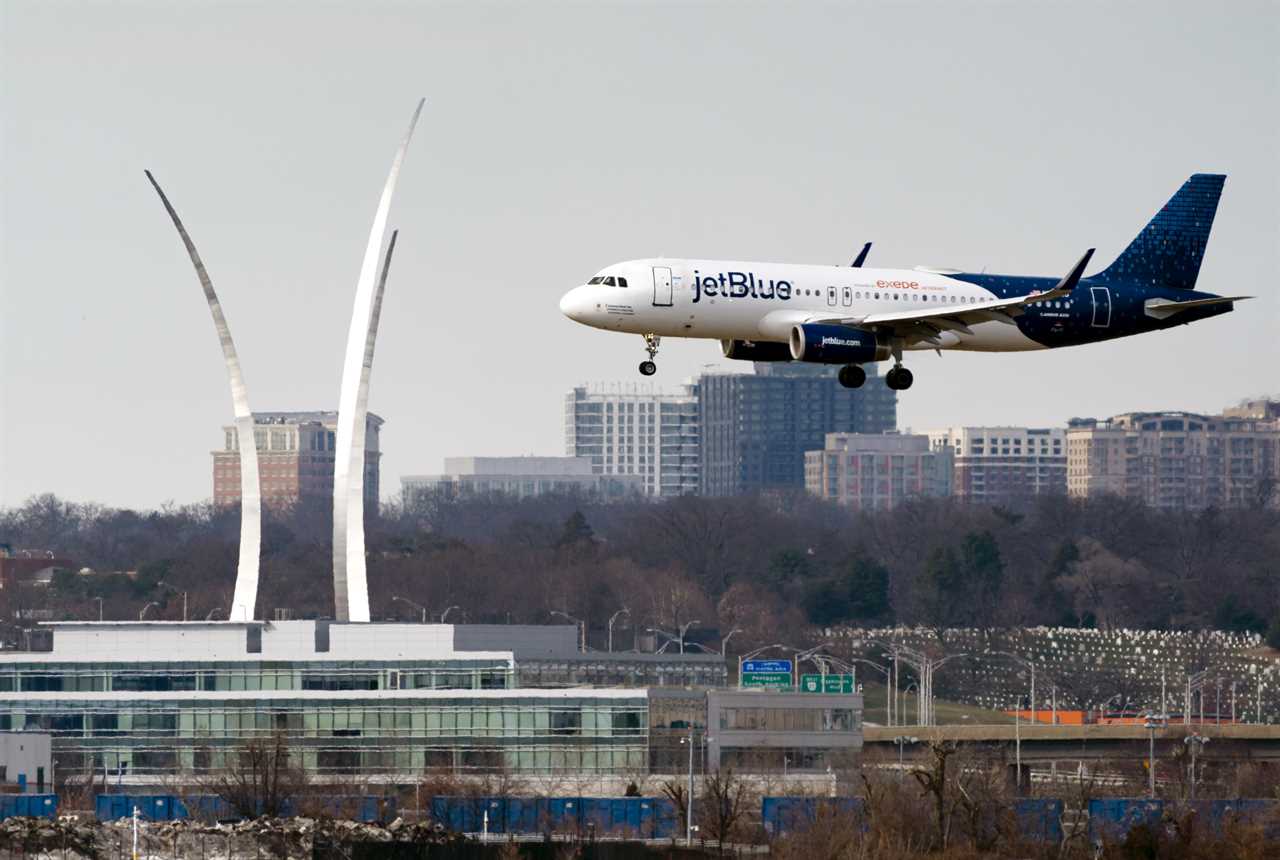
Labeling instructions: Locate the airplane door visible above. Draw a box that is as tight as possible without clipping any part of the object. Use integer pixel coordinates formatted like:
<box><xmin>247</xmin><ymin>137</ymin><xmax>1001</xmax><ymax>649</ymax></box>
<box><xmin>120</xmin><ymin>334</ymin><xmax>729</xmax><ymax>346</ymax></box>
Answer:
<box><xmin>827</xmin><ymin>286</ymin><xmax>837</xmax><ymax>307</ymax></box>
<box><xmin>841</xmin><ymin>286</ymin><xmax>852</xmax><ymax>307</ymax></box>
<box><xmin>652</xmin><ymin>267</ymin><xmax>673</xmax><ymax>307</ymax></box>
<box><xmin>1090</xmin><ymin>287</ymin><xmax>1111</xmax><ymax>327</ymax></box>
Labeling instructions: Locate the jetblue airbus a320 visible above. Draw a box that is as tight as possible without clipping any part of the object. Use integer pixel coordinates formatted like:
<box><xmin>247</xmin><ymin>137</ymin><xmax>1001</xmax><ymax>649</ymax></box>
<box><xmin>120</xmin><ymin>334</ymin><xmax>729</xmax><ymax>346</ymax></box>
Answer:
<box><xmin>559</xmin><ymin>174</ymin><xmax>1248</xmax><ymax>391</ymax></box>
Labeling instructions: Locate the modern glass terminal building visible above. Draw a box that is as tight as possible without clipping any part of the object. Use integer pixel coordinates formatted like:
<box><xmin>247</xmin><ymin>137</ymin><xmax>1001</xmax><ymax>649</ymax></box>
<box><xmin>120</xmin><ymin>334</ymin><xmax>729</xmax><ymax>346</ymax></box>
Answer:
<box><xmin>0</xmin><ymin>621</ymin><xmax>650</xmax><ymax>782</ymax></box>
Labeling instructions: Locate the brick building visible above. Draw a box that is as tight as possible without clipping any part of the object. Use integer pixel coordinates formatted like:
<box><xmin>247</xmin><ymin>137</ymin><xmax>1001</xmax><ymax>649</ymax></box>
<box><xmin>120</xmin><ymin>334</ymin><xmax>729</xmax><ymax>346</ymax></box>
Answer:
<box><xmin>212</xmin><ymin>411</ymin><xmax>382</xmax><ymax>511</ymax></box>
<box><xmin>926</xmin><ymin>426</ymin><xmax>1067</xmax><ymax>506</ymax></box>
<box><xmin>1066</xmin><ymin>408</ymin><xmax>1280</xmax><ymax>510</ymax></box>
<box><xmin>805</xmin><ymin>433</ymin><xmax>953</xmax><ymax>510</ymax></box>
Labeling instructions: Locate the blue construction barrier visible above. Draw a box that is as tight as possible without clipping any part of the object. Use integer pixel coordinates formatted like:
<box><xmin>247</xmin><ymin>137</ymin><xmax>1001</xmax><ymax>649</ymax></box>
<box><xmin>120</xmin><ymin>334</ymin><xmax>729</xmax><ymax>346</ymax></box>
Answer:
<box><xmin>761</xmin><ymin>797</ymin><xmax>865</xmax><ymax>836</ymax></box>
<box><xmin>0</xmin><ymin>794</ymin><xmax>58</xmax><ymax>820</ymax></box>
<box><xmin>429</xmin><ymin>796</ymin><xmax>677</xmax><ymax>837</ymax></box>
<box><xmin>1089</xmin><ymin>798</ymin><xmax>1280</xmax><ymax>843</ymax></box>
<box><xmin>1014</xmin><ymin>798</ymin><xmax>1064</xmax><ymax>843</ymax></box>
<box><xmin>1088</xmin><ymin>799</ymin><xmax>1165</xmax><ymax>842</ymax></box>
<box><xmin>94</xmin><ymin>794</ymin><xmax>395</xmax><ymax>823</ymax></box>
<box><xmin>1188</xmin><ymin>800</ymin><xmax>1280</xmax><ymax>838</ymax></box>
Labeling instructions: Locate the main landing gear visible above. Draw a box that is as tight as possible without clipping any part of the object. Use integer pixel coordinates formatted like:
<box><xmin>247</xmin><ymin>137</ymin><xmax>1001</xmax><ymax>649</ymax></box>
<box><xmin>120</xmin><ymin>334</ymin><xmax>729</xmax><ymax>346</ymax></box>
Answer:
<box><xmin>885</xmin><ymin>365</ymin><xmax>914</xmax><ymax>391</ymax></box>
<box><xmin>838</xmin><ymin>364</ymin><xmax>866</xmax><ymax>389</ymax></box>
<box><xmin>638</xmin><ymin>333</ymin><xmax>660</xmax><ymax>376</ymax></box>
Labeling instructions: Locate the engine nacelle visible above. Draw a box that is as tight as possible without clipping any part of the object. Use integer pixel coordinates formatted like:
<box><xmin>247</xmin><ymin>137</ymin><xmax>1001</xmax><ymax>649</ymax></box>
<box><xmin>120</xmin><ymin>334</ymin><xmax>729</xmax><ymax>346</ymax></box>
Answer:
<box><xmin>789</xmin><ymin>324</ymin><xmax>890</xmax><ymax>364</ymax></box>
<box><xmin>720</xmin><ymin>339</ymin><xmax>793</xmax><ymax>362</ymax></box>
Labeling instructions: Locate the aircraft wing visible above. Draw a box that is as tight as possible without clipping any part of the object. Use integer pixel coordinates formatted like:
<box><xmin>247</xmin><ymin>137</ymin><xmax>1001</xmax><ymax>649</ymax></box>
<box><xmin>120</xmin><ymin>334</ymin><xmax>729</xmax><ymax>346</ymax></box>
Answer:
<box><xmin>817</xmin><ymin>248</ymin><xmax>1095</xmax><ymax>343</ymax></box>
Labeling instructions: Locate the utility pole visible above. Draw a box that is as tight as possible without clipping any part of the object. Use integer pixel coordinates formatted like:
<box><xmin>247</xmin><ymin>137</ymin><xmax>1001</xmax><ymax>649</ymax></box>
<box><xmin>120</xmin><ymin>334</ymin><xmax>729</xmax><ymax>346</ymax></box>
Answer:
<box><xmin>1014</xmin><ymin>697</ymin><xmax>1022</xmax><ymax>792</ymax></box>
<box><xmin>1143</xmin><ymin>713</ymin><xmax>1164</xmax><ymax>798</ymax></box>
<box><xmin>1185</xmin><ymin>734</ymin><xmax>1209</xmax><ymax>800</ymax></box>
<box><xmin>683</xmin><ymin>728</ymin><xmax>696</xmax><ymax>845</ymax></box>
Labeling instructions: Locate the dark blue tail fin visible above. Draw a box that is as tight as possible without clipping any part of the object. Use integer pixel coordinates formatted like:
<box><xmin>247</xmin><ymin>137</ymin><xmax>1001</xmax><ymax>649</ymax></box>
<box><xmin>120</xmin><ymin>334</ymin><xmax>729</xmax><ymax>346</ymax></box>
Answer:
<box><xmin>1094</xmin><ymin>173</ymin><xmax>1225</xmax><ymax>290</ymax></box>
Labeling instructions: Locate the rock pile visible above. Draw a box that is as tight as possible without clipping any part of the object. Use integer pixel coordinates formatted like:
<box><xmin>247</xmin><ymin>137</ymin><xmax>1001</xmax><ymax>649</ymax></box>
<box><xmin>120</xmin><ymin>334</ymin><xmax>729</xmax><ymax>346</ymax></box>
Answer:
<box><xmin>0</xmin><ymin>813</ymin><xmax>451</xmax><ymax>859</ymax></box>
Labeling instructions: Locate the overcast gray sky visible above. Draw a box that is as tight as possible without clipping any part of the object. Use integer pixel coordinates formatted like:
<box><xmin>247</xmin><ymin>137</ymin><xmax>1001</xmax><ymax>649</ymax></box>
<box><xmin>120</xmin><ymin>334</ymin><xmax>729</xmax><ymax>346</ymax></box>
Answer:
<box><xmin>2</xmin><ymin>1</ymin><xmax>1277</xmax><ymax>510</ymax></box>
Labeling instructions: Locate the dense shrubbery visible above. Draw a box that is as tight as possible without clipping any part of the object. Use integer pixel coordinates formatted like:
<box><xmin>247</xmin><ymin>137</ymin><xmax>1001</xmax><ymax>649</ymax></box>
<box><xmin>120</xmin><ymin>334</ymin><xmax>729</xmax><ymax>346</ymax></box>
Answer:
<box><xmin>2</xmin><ymin>491</ymin><xmax>1278</xmax><ymax>654</ymax></box>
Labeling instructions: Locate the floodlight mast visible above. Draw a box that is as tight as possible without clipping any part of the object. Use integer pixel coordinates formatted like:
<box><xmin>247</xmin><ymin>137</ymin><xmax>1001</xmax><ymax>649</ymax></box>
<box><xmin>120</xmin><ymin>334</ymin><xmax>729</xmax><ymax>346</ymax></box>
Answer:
<box><xmin>333</xmin><ymin>100</ymin><xmax>423</xmax><ymax>622</ymax></box>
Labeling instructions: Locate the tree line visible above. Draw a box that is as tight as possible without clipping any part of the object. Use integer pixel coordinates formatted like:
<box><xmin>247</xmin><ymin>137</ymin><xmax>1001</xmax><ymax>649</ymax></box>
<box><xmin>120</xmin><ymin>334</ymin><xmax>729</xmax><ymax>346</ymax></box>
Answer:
<box><xmin>2</xmin><ymin>490</ymin><xmax>1278</xmax><ymax>651</ymax></box>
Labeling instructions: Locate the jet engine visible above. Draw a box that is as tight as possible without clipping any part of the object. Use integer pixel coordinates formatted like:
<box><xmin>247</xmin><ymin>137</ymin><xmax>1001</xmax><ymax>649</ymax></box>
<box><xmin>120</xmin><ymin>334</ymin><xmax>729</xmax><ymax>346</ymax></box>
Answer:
<box><xmin>720</xmin><ymin>339</ymin><xmax>793</xmax><ymax>362</ymax></box>
<box><xmin>789</xmin><ymin>324</ymin><xmax>891</xmax><ymax>364</ymax></box>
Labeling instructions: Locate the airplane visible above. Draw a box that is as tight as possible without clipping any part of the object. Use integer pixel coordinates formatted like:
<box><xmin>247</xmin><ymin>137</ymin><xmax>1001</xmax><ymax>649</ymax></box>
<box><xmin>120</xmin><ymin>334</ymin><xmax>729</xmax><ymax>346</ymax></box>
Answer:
<box><xmin>559</xmin><ymin>174</ymin><xmax>1248</xmax><ymax>391</ymax></box>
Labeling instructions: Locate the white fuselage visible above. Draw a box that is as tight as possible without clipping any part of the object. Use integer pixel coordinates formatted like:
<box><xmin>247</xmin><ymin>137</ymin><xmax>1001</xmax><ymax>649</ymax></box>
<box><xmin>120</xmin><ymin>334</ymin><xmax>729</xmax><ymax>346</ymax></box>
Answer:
<box><xmin>559</xmin><ymin>258</ymin><xmax>1045</xmax><ymax>352</ymax></box>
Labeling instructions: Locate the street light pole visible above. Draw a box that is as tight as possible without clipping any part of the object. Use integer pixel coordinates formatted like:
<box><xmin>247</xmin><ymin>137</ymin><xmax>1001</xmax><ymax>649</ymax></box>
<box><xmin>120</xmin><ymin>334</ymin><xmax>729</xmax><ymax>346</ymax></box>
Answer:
<box><xmin>440</xmin><ymin>605</ymin><xmax>460</xmax><ymax>624</ymax></box>
<box><xmin>893</xmin><ymin>736</ymin><xmax>918</xmax><ymax>781</ymax></box>
<box><xmin>1143</xmin><ymin>713</ymin><xmax>1164</xmax><ymax>799</ymax></box>
<box><xmin>1184</xmin><ymin>733</ymin><xmax>1209</xmax><ymax>800</ymax></box>
<box><xmin>158</xmin><ymin>581</ymin><xmax>187</xmax><ymax>622</ymax></box>
<box><xmin>678</xmin><ymin>620</ymin><xmax>701</xmax><ymax>656</ymax></box>
<box><xmin>551</xmin><ymin>611</ymin><xmax>585</xmax><ymax>652</ymax></box>
<box><xmin>607</xmin><ymin>608</ymin><xmax>630</xmax><ymax>653</ymax></box>
<box><xmin>92</xmin><ymin>597</ymin><xmax>103</xmax><ymax>622</ymax></box>
<box><xmin>720</xmin><ymin>627</ymin><xmax>742</xmax><ymax>657</ymax></box>
<box><xmin>681</xmin><ymin>728</ymin><xmax>696</xmax><ymax>845</ymax></box>
<box><xmin>391</xmin><ymin>595</ymin><xmax>427</xmax><ymax>623</ymax></box>
<box><xmin>139</xmin><ymin>602</ymin><xmax>159</xmax><ymax>621</ymax></box>
<box><xmin>1014</xmin><ymin>701</ymin><xmax>1021</xmax><ymax>791</ymax></box>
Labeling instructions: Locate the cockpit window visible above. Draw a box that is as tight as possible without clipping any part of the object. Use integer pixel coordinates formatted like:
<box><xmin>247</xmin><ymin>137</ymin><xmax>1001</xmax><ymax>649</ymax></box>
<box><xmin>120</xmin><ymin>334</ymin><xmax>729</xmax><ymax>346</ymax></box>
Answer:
<box><xmin>588</xmin><ymin>274</ymin><xmax>628</xmax><ymax>287</ymax></box>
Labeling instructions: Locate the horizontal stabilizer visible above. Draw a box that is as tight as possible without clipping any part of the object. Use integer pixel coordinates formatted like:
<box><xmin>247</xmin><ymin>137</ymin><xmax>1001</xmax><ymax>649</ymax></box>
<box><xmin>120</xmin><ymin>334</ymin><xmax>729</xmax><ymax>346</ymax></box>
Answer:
<box><xmin>1144</xmin><ymin>295</ymin><xmax>1252</xmax><ymax>320</ymax></box>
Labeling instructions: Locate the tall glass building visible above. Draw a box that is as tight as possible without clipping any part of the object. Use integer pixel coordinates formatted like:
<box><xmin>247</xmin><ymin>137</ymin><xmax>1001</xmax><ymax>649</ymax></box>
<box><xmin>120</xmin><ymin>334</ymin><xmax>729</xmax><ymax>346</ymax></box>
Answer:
<box><xmin>1</xmin><ymin>622</ymin><xmax>650</xmax><ymax>782</ymax></box>
<box><xmin>700</xmin><ymin>363</ymin><xmax>898</xmax><ymax>496</ymax></box>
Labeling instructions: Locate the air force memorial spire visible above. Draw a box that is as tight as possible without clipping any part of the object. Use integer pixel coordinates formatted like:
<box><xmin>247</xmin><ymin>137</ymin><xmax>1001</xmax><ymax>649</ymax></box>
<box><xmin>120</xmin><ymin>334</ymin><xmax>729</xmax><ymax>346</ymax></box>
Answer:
<box><xmin>332</xmin><ymin>99</ymin><xmax>424</xmax><ymax>622</ymax></box>
<box><xmin>145</xmin><ymin>100</ymin><xmax>423</xmax><ymax>622</ymax></box>
<box><xmin>145</xmin><ymin>170</ymin><xmax>263</xmax><ymax>622</ymax></box>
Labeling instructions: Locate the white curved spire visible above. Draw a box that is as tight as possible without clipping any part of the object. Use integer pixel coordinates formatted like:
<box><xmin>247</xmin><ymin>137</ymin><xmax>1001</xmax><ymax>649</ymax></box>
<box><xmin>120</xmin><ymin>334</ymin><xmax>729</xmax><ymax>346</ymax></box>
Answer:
<box><xmin>333</xmin><ymin>101</ymin><xmax>423</xmax><ymax>622</ymax></box>
<box><xmin>145</xmin><ymin>170</ymin><xmax>260</xmax><ymax>621</ymax></box>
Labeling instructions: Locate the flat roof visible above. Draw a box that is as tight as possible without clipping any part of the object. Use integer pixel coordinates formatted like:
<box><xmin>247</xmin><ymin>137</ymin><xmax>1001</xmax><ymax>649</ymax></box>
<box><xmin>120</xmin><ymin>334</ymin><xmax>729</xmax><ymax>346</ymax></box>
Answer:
<box><xmin>3</xmin><ymin>687</ymin><xmax>649</xmax><ymax>703</ymax></box>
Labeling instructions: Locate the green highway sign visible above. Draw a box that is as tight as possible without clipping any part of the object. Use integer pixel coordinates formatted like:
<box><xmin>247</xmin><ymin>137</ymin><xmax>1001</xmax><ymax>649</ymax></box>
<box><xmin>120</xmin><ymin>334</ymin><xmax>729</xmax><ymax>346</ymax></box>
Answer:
<box><xmin>741</xmin><ymin>671</ymin><xmax>793</xmax><ymax>689</ymax></box>
<box><xmin>799</xmin><ymin>674</ymin><xmax>856</xmax><ymax>694</ymax></box>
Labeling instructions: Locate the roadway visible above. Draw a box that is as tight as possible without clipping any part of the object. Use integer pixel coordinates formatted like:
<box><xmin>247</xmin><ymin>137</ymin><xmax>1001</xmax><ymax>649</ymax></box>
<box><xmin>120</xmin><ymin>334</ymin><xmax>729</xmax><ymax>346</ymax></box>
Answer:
<box><xmin>863</xmin><ymin>723</ymin><xmax>1280</xmax><ymax>761</ymax></box>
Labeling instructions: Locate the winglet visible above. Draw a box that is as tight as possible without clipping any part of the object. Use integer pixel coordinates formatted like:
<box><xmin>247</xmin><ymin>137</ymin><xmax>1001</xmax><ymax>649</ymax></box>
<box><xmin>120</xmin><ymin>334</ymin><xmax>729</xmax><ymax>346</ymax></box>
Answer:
<box><xmin>1054</xmin><ymin>248</ymin><xmax>1095</xmax><ymax>293</ymax></box>
<box><xmin>851</xmin><ymin>242</ymin><xmax>872</xmax><ymax>268</ymax></box>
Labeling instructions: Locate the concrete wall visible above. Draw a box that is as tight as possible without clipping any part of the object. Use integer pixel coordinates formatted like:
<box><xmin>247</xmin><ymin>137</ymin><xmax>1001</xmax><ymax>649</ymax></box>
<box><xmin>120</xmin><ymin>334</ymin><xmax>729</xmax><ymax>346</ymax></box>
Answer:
<box><xmin>0</xmin><ymin>733</ymin><xmax>51</xmax><ymax>790</ymax></box>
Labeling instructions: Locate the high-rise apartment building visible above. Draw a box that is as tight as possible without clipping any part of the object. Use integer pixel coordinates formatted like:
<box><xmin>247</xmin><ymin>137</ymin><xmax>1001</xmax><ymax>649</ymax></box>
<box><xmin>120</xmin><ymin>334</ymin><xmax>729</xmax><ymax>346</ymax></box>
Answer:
<box><xmin>1066</xmin><ymin>408</ymin><xmax>1280</xmax><ymax>510</ymax></box>
<box><xmin>564</xmin><ymin>383</ymin><xmax>700</xmax><ymax>497</ymax></box>
<box><xmin>700</xmin><ymin>363</ymin><xmax>898</xmax><ymax>496</ymax></box>
<box><xmin>212</xmin><ymin>411</ymin><xmax>382</xmax><ymax>510</ymax></box>
<box><xmin>805</xmin><ymin>433</ymin><xmax>953</xmax><ymax>510</ymax></box>
<box><xmin>926</xmin><ymin>426</ymin><xmax>1066</xmax><ymax>505</ymax></box>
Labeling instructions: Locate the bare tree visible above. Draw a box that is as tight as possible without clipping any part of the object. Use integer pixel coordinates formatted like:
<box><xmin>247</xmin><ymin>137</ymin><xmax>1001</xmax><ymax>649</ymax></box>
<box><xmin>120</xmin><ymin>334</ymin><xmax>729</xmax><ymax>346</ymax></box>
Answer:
<box><xmin>203</xmin><ymin>733</ymin><xmax>306</xmax><ymax>818</ymax></box>
<box><xmin>698</xmin><ymin>768</ymin><xmax>752</xmax><ymax>851</ymax></box>
<box><xmin>660</xmin><ymin>778</ymin><xmax>689</xmax><ymax>838</ymax></box>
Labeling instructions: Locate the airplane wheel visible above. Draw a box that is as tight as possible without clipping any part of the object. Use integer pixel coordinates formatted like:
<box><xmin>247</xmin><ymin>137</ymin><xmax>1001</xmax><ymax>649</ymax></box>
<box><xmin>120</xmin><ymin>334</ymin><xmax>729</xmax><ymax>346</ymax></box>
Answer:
<box><xmin>886</xmin><ymin>367</ymin><xmax>914</xmax><ymax>390</ymax></box>
<box><xmin>639</xmin><ymin>361</ymin><xmax>657</xmax><ymax>376</ymax></box>
<box><xmin>838</xmin><ymin>364</ymin><xmax>866</xmax><ymax>389</ymax></box>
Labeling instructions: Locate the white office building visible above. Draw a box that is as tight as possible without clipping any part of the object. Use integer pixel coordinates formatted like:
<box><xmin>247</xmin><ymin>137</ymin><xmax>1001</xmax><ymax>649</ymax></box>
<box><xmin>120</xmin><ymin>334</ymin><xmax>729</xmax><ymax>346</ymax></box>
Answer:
<box><xmin>564</xmin><ymin>383</ymin><xmax>700</xmax><ymax>497</ymax></box>
<box><xmin>401</xmin><ymin>457</ymin><xmax>642</xmax><ymax>503</ymax></box>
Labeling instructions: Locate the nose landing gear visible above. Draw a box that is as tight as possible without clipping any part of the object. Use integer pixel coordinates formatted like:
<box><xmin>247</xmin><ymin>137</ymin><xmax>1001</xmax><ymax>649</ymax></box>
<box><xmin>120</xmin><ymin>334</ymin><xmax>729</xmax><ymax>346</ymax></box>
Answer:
<box><xmin>638</xmin><ymin>334</ymin><xmax>660</xmax><ymax>376</ymax></box>
<box><xmin>838</xmin><ymin>364</ymin><xmax>866</xmax><ymax>389</ymax></box>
